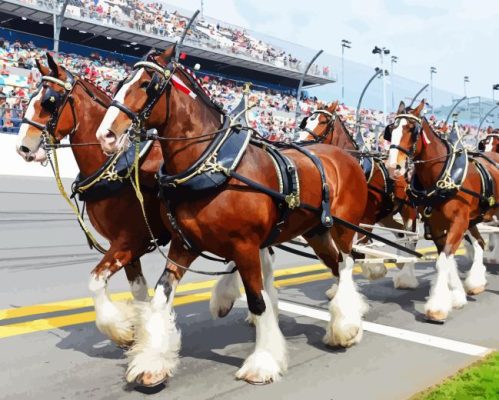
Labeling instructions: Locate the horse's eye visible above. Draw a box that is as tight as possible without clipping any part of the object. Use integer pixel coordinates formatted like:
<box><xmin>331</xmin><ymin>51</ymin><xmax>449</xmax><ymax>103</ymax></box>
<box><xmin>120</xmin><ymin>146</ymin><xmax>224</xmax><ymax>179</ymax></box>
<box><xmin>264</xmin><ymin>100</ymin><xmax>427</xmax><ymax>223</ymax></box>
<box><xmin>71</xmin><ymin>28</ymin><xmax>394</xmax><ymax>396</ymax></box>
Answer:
<box><xmin>140</xmin><ymin>81</ymin><xmax>150</xmax><ymax>89</ymax></box>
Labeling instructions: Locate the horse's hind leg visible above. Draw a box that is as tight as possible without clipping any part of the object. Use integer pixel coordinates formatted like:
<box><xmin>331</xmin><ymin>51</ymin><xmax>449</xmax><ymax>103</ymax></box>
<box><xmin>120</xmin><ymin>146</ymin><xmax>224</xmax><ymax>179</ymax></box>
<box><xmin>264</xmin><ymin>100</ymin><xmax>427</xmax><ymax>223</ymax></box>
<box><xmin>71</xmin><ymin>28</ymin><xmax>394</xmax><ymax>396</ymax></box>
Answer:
<box><xmin>124</xmin><ymin>259</ymin><xmax>150</xmax><ymax>301</ymax></box>
<box><xmin>210</xmin><ymin>248</ymin><xmax>278</xmax><ymax>324</ymax></box>
<box><xmin>464</xmin><ymin>226</ymin><xmax>488</xmax><ymax>295</ymax></box>
<box><xmin>89</xmin><ymin>249</ymin><xmax>138</xmax><ymax>347</ymax></box>
<box><xmin>234</xmin><ymin>245</ymin><xmax>287</xmax><ymax>384</ymax></box>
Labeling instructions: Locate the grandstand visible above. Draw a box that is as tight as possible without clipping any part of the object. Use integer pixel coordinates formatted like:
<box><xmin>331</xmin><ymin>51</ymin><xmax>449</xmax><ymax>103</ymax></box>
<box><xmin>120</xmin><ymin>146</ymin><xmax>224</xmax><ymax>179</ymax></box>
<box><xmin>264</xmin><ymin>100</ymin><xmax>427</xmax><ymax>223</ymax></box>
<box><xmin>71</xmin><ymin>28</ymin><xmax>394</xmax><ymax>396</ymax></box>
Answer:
<box><xmin>0</xmin><ymin>0</ymin><xmax>496</xmax><ymax>141</ymax></box>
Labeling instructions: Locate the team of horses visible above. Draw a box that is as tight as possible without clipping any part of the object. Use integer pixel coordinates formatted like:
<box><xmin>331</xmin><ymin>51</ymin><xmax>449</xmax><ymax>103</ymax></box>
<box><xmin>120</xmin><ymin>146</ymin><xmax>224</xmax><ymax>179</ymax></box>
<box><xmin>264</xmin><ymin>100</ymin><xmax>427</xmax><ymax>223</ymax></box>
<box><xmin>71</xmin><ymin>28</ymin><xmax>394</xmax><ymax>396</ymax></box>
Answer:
<box><xmin>16</xmin><ymin>46</ymin><xmax>498</xmax><ymax>388</ymax></box>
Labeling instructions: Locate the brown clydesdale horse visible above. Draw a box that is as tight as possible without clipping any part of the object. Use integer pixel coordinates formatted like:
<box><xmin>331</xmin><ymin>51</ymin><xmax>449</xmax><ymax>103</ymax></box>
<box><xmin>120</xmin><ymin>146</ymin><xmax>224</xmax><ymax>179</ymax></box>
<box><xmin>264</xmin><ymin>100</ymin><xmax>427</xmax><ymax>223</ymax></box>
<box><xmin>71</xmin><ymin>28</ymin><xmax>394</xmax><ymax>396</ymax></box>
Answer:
<box><xmin>385</xmin><ymin>100</ymin><xmax>499</xmax><ymax>322</ymax></box>
<box><xmin>96</xmin><ymin>46</ymin><xmax>369</xmax><ymax>386</ymax></box>
<box><xmin>16</xmin><ymin>53</ymin><xmax>169</xmax><ymax>346</ymax></box>
<box><xmin>299</xmin><ymin>102</ymin><xmax>419</xmax><ymax>291</ymax></box>
<box><xmin>479</xmin><ymin>127</ymin><xmax>499</xmax><ymax>153</ymax></box>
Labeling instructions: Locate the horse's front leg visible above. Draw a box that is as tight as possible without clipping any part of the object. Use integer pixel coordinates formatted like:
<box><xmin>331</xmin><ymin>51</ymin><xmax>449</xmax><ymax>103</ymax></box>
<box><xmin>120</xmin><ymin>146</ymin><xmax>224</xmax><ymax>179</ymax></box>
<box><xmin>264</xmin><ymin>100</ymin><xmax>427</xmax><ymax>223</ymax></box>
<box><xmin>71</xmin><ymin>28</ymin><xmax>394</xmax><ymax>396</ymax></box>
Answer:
<box><xmin>125</xmin><ymin>240</ymin><xmax>197</xmax><ymax>387</ymax></box>
<box><xmin>89</xmin><ymin>249</ymin><xmax>139</xmax><ymax>347</ymax></box>
<box><xmin>234</xmin><ymin>244</ymin><xmax>287</xmax><ymax>384</ymax></box>
<box><xmin>393</xmin><ymin>213</ymin><xmax>419</xmax><ymax>289</ymax></box>
<box><xmin>425</xmin><ymin>216</ymin><xmax>467</xmax><ymax>321</ymax></box>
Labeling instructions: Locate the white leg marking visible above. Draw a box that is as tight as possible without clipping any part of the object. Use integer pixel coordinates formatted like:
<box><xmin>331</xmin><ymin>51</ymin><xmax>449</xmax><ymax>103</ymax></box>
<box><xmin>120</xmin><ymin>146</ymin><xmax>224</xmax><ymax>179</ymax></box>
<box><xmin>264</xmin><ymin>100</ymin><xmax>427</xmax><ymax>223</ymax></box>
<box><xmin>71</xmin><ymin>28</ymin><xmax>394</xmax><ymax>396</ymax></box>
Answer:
<box><xmin>126</xmin><ymin>281</ymin><xmax>181</xmax><ymax>385</ymax></box>
<box><xmin>89</xmin><ymin>271</ymin><xmax>136</xmax><ymax>347</ymax></box>
<box><xmin>464</xmin><ymin>235</ymin><xmax>488</xmax><ymax>295</ymax></box>
<box><xmin>360</xmin><ymin>253</ymin><xmax>388</xmax><ymax>280</ymax></box>
<box><xmin>324</xmin><ymin>253</ymin><xmax>368</xmax><ymax>348</ymax></box>
<box><xmin>325</xmin><ymin>279</ymin><xmax>338</xmax><ymax>300</ymax></box>
<box><xmin>236</xmin><ymin>291</ymin><xmax>288</xmax><ymax>384</ymax></box>
<box><xmin>447</xmin><ymin>253</ymin><xmax>467</xmax><ymax>309</ymax></box>
<box><xmin>424</xmin><ymin>252</ymin><xmax>453</xmax><ymax>320</ymax></box>
<box><xmin>247</xmin><ymin>249</ymin><xmax>278</xmax><ymax>325</ymax></box>
<box><xmin>209</xmin><ymin>261</ymin><xmax>241</xmax><ymax>319</ymax></box>
<box><xmin>393</xmin><ymin>239</ymin><xmax>419</xmax><ymax>289</ymax></box>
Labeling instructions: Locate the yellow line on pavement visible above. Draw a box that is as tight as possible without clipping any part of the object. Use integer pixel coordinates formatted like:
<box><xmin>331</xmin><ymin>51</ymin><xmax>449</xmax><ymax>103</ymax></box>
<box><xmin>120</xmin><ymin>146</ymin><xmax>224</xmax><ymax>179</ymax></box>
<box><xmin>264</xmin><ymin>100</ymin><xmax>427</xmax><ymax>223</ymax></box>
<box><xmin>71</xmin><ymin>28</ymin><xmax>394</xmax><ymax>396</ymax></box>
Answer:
<box><xmin>0</xmin><ymin>244</ymin><xmax>456</xmax><ymax>339</ymax></box>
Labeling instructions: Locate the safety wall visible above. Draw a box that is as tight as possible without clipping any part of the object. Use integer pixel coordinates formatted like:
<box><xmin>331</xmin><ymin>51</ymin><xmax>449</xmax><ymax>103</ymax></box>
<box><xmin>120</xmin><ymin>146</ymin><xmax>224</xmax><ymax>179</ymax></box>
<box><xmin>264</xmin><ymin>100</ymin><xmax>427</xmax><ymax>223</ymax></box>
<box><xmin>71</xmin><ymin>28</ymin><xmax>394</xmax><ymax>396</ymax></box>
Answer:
<box><xmin>0</xmin><ymin>133</ymin><xmax>78</xmax><ymax>178</ymax></box>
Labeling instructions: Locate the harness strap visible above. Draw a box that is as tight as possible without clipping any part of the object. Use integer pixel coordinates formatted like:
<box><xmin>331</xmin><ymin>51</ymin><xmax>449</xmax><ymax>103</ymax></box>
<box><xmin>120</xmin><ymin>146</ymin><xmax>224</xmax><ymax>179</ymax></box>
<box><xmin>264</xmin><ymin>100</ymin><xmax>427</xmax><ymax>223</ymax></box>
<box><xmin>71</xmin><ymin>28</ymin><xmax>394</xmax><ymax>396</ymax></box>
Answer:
<box><xmin>288</xmin><ymin>143</ymin><xmax>333</xmax><ymax>227</ymax></box>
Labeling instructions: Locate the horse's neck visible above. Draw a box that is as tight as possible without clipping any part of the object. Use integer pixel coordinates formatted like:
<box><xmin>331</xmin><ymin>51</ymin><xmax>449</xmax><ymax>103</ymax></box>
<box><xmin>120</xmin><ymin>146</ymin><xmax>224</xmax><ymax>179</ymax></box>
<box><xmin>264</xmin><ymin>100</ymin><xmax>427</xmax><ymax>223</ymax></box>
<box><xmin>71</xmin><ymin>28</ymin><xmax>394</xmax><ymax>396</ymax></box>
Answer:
<box><xmin>414</xmin><ymin>119</ymin><xmax>448</xmax><ymax>187</ymax></box>
<box><xmin>69</xmin><ymin>84</ymin><xmax>108</xmax><ymax>177</ymax></box>
<box><xmin>331</xmin><ymin>118</ymin><xmax>356</xmax><ymax>150</ymax></box>
<box><xmin>161</xmin><ymin>89</ymin><xmax>222</xmax><ymax>175</ymax></box>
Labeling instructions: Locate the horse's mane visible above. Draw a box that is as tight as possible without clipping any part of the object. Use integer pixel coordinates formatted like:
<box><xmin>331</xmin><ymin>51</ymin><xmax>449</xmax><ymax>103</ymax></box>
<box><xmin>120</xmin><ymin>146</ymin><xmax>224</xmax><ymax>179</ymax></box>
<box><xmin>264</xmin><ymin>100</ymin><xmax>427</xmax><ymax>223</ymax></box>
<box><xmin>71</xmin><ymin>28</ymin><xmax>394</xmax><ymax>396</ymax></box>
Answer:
<box><xmin>78</xmin><ymin>77</ymin><xmax>112</xmax><ymax>106</ymax></box>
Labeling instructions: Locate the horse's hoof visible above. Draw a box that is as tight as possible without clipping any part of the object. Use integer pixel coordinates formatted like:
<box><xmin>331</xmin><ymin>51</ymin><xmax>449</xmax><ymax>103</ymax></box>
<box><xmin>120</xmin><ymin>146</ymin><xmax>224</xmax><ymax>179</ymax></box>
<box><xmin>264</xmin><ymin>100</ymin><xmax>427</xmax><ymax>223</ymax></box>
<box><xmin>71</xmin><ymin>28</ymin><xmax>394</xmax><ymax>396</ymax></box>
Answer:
<box><xmin>135</xmin><ymin>371</ymin><xmax>169</xmax><ymax>387</ymax></box>
<box><xmin>425</xmin><ymin>310</ymin><xmax>447</xmax><ymax>323</ymax></box>
<box><xmin>466</xmin><ymin>286</ymin><xmax>485</xmax><ymax>296</ymax></box>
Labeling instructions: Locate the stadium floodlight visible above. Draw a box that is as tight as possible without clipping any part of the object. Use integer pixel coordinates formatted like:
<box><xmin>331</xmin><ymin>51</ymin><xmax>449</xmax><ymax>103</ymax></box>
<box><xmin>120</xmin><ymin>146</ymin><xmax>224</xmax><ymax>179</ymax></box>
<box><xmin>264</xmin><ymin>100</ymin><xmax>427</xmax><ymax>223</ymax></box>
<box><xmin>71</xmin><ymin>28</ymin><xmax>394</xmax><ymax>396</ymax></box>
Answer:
<box><xmin>79</xmin><ymin>30</ymin><xmax>87</xmax><ymax>34</ymax></box>
<box><xmin>106</xmin><ymin>36</ymin><xmax>112</xmax><ymax>40</ymax></box>
<box><xmin>372</xmin><ymin>45</ymin><xmax>390</xmax><ymax>126</ymax></box>
<box><xmin>464</xmin><ymin>76</ymin><xmax>470</xmax><ymax>97</ymax></box>
<box><xmin>130</xmin><ymin>42</ymin><xmax>137</xmax><ymax>45</ymax></box>
<box><xmin>493</xmin><ymin>84</ymin><xmax>499</xmax><ymax>102</ymax></box>
<box><xmin>430</xmin><ymin>67</ymin><xmax>437</xmax><ymax>112</ymax></box>
<box><xmin>21</xmin><ymin>17</ymin><xmax>27</xmax><ymax>21</ymax></box>
<box><xmin>341</xmin><ymin>39</ymin><xmax>351</xmax><ymax>103</ymax></box>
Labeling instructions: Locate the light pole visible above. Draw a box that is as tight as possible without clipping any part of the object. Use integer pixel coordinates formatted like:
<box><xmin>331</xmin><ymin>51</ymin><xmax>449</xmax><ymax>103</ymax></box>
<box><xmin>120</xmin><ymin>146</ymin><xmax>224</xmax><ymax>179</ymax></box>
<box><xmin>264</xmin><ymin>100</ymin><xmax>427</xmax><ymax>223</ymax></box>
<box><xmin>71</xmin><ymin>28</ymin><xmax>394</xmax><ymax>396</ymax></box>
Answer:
<box><xmin>492</xmin><ymin>84</ymin><xmax>499</xmax><ymax>103</ymax></box>
<box><xmin>463</xmin><ymin>76</ymin><xmax>470</xmax><ymax>97</ymax></box>
<box><xmin>390</xmin><ymin>55</ymin><xmax>398</xmax><ymax>110</ymax></box>
<box><xmin>372</xmin><ymin>45</ymin><xmax>390</xmax><ymax>125</ymax></box>
<box><xmin>341</xmin><ymin>39</ymin><xmax>351</xmax><ymax>104</ymax></box>
<box><xmin>430</xmin><ymin>66</ymin><xmax>437</xmax><ymax>112</ymax></box>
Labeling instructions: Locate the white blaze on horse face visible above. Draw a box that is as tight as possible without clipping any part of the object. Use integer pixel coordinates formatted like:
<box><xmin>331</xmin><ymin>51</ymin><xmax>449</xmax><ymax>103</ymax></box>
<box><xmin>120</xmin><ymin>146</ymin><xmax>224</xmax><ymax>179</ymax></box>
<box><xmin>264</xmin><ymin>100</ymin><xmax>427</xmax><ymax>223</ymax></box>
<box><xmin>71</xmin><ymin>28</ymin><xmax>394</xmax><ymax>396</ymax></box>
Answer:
<box><xmin>484</xmin><ymin>138</ymin><xmax>493</xmax><ymax>152</ymax></box>
<box><xmin>17</xmin><ymin>90</ymin><xmax>44</xmax><ymax>152</ymax></box>
<box><xmin>298</xmin><ymin>113</ymin><xmax>321</xmax><ymax>141</ymax></box>
<box><xmin>388</xmin><ymin>118</ymin><xmax>407</xmax><ymax>170</ymax></box>
<box><xmin>96</xmin><ymin>69</ymin><xmax>145</xmax><ymax>144</ymax></box>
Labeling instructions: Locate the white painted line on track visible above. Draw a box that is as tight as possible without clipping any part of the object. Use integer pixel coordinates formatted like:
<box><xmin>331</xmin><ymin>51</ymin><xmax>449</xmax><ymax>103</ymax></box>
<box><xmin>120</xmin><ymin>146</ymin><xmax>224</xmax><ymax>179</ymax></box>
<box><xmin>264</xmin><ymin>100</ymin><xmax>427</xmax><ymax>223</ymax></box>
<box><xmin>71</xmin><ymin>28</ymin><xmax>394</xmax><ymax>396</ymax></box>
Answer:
<box><xmin>278</xmin><ymin>301</ymin><xmax>492</xmax><ymax>357</ymax></box>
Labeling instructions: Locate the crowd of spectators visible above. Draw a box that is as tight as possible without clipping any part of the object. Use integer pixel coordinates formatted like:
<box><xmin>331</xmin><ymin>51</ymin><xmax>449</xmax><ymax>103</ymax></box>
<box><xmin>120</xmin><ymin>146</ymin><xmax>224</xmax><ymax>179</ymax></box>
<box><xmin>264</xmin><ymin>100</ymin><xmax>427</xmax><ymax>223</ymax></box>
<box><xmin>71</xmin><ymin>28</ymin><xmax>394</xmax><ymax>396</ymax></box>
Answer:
<box><xmin>0</xmin><ymin>36</ymin><xmax>487</xmax><ymax>149</ymax></box>
<box><xmin>19</xmin><ymin>0</ymin><xmax>329</xmax><ymax>77</ymax></box>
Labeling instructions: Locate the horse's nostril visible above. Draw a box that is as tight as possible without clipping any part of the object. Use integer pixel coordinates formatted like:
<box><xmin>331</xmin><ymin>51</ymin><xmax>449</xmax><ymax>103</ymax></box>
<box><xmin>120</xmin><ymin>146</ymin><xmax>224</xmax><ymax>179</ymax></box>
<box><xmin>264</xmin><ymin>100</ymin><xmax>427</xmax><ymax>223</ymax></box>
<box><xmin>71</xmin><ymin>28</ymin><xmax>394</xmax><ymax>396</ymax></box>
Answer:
<box><xmin>395</xmin><ymin>165</ymin><xmax>401</xmax><ymax>170</ymax></box>
<box><xmin>19</xmin><ymin>145</ymin><xmax>30</xmax><ymax>154</ymax></box>
<box><xmin>105</xmin><ymin>130</ymin><xmax>116</xmax><ymax>141</ymax></box>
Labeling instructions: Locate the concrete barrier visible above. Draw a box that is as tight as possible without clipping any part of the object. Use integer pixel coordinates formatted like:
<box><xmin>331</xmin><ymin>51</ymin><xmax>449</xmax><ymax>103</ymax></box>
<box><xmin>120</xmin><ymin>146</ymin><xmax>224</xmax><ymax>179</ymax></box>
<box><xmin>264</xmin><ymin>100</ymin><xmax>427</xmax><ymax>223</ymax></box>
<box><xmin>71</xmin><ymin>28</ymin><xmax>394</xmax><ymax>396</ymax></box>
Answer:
<box><xmin>0</xmin><ymin>133</ymin><xmax>79</xmax><ymax>178</ymax></box>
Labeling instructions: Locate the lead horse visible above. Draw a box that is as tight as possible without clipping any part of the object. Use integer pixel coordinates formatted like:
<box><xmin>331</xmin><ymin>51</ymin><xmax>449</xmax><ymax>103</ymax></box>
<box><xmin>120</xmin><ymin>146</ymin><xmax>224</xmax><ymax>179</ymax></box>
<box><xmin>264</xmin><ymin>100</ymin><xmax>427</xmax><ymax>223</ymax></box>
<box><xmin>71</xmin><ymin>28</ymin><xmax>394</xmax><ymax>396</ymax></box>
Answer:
<box><xmin>299</xmin><ymin>102</ymin><xmax>419</xmax><ymax>290</ymax></box>
<box><xmin>16</xmin><ymin>54</ymin><xmax>170</xmax><ymax>346</ymax></box>
<box><xmin>385</xmin><ymin>100</ymin><xmax>499</xmax><ymax>322</ymax></box>
<box><xmin>96</xmin><ymin>46</ymin><xmax>369</xmax><ymax>387</ymax></box>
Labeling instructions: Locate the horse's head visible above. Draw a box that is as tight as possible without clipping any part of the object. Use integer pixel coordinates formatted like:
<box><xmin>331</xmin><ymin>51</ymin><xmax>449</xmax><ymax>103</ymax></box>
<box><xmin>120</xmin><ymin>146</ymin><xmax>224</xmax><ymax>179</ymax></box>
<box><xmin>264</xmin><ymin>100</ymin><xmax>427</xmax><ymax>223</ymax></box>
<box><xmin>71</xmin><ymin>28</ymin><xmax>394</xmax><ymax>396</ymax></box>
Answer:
<box><xmin>384</xmin><ymin>99</ymin><xmax>425</xmax><ymax>179</ymax></box>
<box><xmin>17</xmin><ymin>53</ymin><xmax>76</xmax><ymax>162</ymax></box>
<box><xmin>297</xmin><ymin>101</ymin><xmax>338</xmax><ymax>142</ymax></box>
<box><xmin>480</xmin><ymin>127</ymin><xmax>499</xmax><ymax>152</ymax></box>
<box><xmin>96</xmin><ymin>46</ymin><xmax>176</xmax><ymax>155</ymax></box>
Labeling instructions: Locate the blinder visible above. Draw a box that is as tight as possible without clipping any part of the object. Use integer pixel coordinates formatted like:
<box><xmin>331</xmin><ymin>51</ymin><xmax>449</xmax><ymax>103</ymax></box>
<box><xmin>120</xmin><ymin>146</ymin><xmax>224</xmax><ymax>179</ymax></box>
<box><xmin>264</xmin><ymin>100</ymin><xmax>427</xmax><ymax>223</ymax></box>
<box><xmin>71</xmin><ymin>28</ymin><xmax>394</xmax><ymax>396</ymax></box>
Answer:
<box><xmin>299</xmin><ymin>116</ymin><xmax>308</xmax><ymax>130</ymax></box>
<box><xmin>383</xmin><ymin>124</ymin><xmax>393</xmax><ymax>142</ymax></box>
<box><xmin>146</xmin><ymin>73</ymin><xmax>161</xmax><ymax>98</ymax></box>
<box><xmin>478</xmin><ymin>139</ymin><xmax>485</xmax><ymax>152</ymax></box>
<box><xmin>40</xmin><ymin>87</ymin><xmax>63</xmax><ymax>114</ymax></box>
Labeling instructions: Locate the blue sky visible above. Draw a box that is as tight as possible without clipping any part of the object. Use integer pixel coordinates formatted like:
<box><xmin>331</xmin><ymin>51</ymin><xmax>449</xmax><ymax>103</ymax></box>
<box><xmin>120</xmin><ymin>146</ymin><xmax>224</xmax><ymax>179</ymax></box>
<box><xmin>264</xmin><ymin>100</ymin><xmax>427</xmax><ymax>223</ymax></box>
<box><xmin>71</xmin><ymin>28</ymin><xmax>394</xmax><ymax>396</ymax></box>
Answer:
<box><xmin>169</xmin><ymin>0</ymin><xmax>499</xmax><ymax>100</ymax></box>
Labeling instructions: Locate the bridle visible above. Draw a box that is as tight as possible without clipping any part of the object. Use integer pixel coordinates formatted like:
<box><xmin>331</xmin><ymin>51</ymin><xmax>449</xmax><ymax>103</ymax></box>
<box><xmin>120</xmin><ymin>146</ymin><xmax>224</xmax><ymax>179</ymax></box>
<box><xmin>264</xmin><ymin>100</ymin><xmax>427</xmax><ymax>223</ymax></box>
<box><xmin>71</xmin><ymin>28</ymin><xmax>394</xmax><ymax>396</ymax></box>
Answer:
<box><xmin>22</xmin><ymin>70</ymin><xmax>109</xmax><ymax>145</ymax></box>
<box><xmin>108</xmin><ymin>60</ymin><xmax>176</xmax><ymax>140</ymax></box>
<box><xmin>299</xmin><ymin>109</ymin><xmax>336</xmax><ymax>142</ymax></box>
<box><xmin>385</xmin><ymin>113</ymin><xmax>422</xmax><ymax>157</ymax></box>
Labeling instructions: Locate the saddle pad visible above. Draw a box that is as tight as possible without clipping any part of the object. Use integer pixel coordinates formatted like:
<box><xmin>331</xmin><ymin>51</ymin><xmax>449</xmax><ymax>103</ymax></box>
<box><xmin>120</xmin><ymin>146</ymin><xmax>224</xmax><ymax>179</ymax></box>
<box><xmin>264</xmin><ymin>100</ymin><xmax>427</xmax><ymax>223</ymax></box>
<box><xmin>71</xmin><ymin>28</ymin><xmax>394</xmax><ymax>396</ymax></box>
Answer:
<box><xmin>73</xmin><ymin>140</ymin><xmax>153</xmax><ymax>202</ymax></box>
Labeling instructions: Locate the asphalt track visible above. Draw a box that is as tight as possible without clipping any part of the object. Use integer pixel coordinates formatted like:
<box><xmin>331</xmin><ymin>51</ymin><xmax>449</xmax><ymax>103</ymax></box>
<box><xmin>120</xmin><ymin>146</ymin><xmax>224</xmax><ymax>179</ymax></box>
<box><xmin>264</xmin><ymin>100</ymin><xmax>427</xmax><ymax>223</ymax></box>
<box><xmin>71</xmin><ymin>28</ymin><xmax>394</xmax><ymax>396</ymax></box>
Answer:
<box><xmin>0</xmin><ymin>175</ymin><xmax>497</xmax><ymax>400</ymax></box>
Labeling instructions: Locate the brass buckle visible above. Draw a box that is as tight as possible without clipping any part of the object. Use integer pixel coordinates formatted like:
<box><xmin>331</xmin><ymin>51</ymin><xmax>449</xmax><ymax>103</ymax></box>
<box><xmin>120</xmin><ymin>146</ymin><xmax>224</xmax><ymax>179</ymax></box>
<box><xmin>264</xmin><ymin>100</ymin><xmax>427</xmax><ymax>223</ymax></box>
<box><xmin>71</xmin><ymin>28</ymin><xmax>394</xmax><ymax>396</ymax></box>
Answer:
<box><xmin>285</xmin><ymin>193</ymin><xmax>300</xmax><ymax>209</ymax></box>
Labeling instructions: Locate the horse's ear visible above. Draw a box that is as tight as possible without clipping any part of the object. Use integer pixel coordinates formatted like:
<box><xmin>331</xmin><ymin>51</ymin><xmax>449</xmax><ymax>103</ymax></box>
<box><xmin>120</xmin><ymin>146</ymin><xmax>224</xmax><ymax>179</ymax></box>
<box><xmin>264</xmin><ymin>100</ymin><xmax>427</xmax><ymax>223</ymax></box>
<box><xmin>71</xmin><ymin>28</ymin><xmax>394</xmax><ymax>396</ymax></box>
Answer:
<box><xmin>487</xmin><ymin>126</ymin><xmax>493</xmax><ymax>134</ymax></box>
<box><xmin>413</xmin><ymin>99</ymin><xmax>425</xmax><ymax>116</ymax></box>
<box><xmin>397</xmin><ymin>101</ymin><xmax>406</xmax><ymax>114</ymax></box>
<box><xmin>35</xmin><ymin>59</ymin><xmax>50</xmax><ymax>76</ymax></box>
<box><xmin>156</xmin><ymin>44</ymin><xmax>176</xmax><ymax>65</ymax></box>
<box><xmin>328</xmin><ymin>100</ymin><xmax>339</xmax><ymax>113</ymax></box>
<box><xmin>46</xmin><ymin>52</ymin><xmax>62</xmax><ymax>78</ymax></box>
